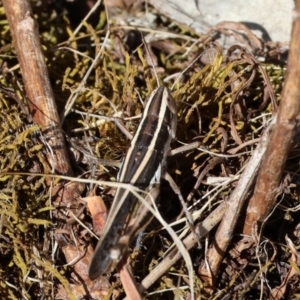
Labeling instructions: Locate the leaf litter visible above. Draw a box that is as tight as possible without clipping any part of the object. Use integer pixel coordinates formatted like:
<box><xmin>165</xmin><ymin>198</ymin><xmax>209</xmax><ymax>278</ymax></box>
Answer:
<box><xmin>0</xmin><ymin>1</ymin><xmax>298</xmax><ymax>299</ymax></box>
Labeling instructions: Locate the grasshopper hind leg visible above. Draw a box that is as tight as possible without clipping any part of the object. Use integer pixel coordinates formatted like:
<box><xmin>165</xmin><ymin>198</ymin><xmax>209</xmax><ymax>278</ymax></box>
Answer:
<box><xmin>88</xmin><ymin>190</ymin><xmax>136</xmax><ymax>279</ymax></box>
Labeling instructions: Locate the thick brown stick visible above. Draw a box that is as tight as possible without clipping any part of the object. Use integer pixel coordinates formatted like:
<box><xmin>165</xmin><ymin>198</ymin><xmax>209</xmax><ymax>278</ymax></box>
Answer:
<box><xmin>243</xmin><ymin>0</ymin><xmax>300</xmax><ymax>235</ymax></box>
<box><xmin>3</xmin><ymin>0</ymin><xmax>71</xmax><ymax>175</ymax></box>
<box><xmin>3</xmin><ymin>0</ymin><xmax>79</xmax><ymax>203</ymax></box>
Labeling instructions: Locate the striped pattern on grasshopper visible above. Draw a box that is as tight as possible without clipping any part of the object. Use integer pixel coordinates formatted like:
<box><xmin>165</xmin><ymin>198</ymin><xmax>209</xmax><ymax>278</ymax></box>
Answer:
<box><xmin>89</xmin><ymin>86</ymin><xmax>177</xmax><ymax>280</ymax></box>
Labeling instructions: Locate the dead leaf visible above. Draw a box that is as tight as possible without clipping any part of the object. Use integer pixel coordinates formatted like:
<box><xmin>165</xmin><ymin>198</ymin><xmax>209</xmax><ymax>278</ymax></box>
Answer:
<box><xmin>84</xmin><ymin>195</ymin><xmax>108</xmax><ymax>235</ymax></box>
<box><xmin>117</xmin><ymin>257</ymin><xmax>142</xmax><ymax>300</ymax></box>
<box><xmin>59</xmin><ymin>244</ymin><xmax>111</xmax><ymax>299</ymax></box>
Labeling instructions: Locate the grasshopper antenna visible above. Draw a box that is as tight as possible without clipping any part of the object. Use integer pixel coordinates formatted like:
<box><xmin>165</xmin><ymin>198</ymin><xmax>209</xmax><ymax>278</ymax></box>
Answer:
<box><xmin>140</xmin><ymin>32</ymin><xmax>160</xmax><ymax>88</ymax></box>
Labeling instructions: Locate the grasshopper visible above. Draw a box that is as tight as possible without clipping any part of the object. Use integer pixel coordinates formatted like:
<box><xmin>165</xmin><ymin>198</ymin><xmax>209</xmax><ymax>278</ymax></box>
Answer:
<box><xmin>89</xmin><ymin>86</ymin><xmax>178</xmax><ymax>280</ymax></box>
